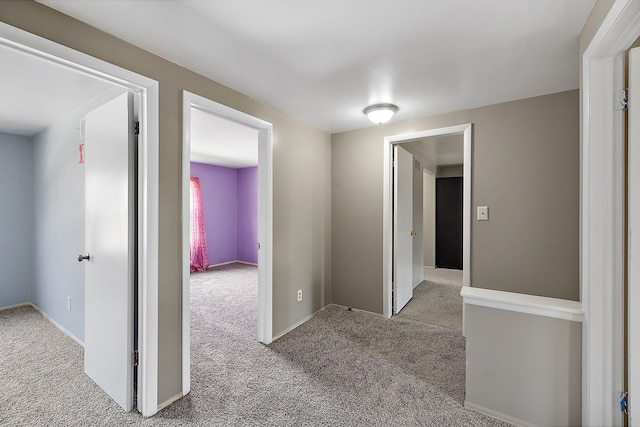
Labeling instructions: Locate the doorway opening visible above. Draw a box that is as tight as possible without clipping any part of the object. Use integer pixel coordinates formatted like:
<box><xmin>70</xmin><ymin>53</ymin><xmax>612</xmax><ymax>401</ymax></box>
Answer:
<box><xmin>382</xmin><ymin>124</ymin><xmax>472</xmax><ymax>330</ymax></box>
<box><xmin>394</xmin><ymin>134</ymin><xmax>465</xmax><ymax>330</ymax></box>
<box><xmin>0</xmin><ymin>23</ymin><xmax>160</xmax><ymax>415</ymax></box>
<box><xmin>181</xmin><ymin>91</ymin><xmax>273</xmax><ymax>396</ymax></box>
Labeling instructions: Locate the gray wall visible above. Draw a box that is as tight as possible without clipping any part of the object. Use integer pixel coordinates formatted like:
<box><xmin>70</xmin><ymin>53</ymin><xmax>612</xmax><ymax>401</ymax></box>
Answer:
<box><xmin>1</xmin><ymin>2</ymin><xmax>331</xmax><ymax>406</ymax></box>
<box><xmin>0</xmin><ymin>133</ymin><xmax>33</xmax><ymax>307</ymax></box>
<box><xmin>436</xmin><ymin>164</ymin><xmax>463</xmax><ymax>178</ymax></box>
<box><xmin>332</xmin><ymin>90</ymin><xmax>579</xmax><ymax>313</ymax></box>
<box><xmin>465</xmin><ymin>304</ymin><xmax>582</xmax><ymax>425</ymax></box>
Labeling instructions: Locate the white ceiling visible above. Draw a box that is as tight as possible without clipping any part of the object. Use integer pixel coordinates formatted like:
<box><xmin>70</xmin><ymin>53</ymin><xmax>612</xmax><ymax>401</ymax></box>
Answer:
<box><xmin>0</xmin><ymin>40</ymin><xmax>255</xmax><ymax>168</ymax></box>
<box><xmin>0</xmin><ymin>43</ymin><xmax>114</xmax><ymax>137</ymax></box>
<box><xmin>190</xmin><ymin>109</ymin><xmax>258</xmax><ymax>168</ymax></box>
<box><xmin>403</xmin><ymin>134</ymin><xmax>464</xmax><ymax>173</ymax></box>
<box><xmin>39</xmin><ymin>0</ymin><xmax>597</xmax><ymax>133</ymax></box>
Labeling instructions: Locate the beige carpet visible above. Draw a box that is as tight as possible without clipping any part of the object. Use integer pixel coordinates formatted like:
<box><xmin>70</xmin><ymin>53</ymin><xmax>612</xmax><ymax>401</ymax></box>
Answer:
<box><xmin>0</xmin><ymin>264</ymin><xmax>508</xmax><ymax>426</ymax></box>
<box><xmin>397</xmin><ymin>268</ymin><xmax>463</xmax><ymax>330</ymax></box>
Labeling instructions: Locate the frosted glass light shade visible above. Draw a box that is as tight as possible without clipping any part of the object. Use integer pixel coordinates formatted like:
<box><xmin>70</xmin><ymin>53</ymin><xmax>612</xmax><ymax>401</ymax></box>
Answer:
<box><xmin>363</xmin><ymin>103</ymin><xmax>398</xmax><ymax>124</ymax></box>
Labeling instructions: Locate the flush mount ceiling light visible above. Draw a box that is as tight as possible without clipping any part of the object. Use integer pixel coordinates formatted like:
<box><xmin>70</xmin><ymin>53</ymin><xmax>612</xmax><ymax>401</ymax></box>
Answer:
<box><xmin>363</xmin><ymin>103</ymin><xmax>399</xmax><ymax>124</ymax></box>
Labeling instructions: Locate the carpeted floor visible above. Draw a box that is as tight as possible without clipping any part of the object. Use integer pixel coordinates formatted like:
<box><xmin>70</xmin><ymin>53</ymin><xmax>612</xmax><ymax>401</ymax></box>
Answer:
<box><xmin>397</xmin><ymin>268</ymin><xmax>463</xmax><ymax>330</ymax></box>
<box><xmin>0</xmin><ymin>263</ymin><xmax>509</xmax><ymax>426</ymax></box>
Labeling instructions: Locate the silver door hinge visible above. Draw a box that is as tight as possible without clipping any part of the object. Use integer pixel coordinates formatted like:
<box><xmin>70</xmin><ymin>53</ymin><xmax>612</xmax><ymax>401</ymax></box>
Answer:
<box><xmin>621</xmin><ymin>391</ymin><xmax>628</xmax><ymax>414</ymax></box>
<box><xmin>616</xmin><ymin>89</ymin><xmax>628</xmax><ymax>111</ymax></box>
<box><xmin>133</xmin><ymin>350</ymin><xmax>139</xmax><ymax>367</ymax></box>
<box><xmin>134</xmin><ymin>121</ymin><xmax>140</xmax><ymax>135</ymax></box>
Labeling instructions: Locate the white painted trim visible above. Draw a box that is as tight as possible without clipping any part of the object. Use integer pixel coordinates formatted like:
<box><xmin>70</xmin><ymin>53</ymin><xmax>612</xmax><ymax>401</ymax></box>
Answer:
<box><xmin>181</xmin><ymin>91</ymin><xmax>274</xmax><ymax>398</ymax></box>
<box><xmin>329</xmin><ymin>303</ymin><xmax>386</xmax><ymax>318</ymax></box>
<box><xmin>156</xmin><ymin>392</ymin><xmax>183</xmax><ymax>412</ymax></box>
<box><xmin>464</xmin><ymin>401</ymin><xmax>537</xmax><ymax>427</ymax></box>
<box><xmin>181</xmin><ymin>95</ymin><xmax>192</xmax><ymax>397</ymax></box>
<box><xmin>0</xmin><ymin>302</ymin><xmax>31</xmax><ymax>311</ymax></box>
<box><xmin>0</xmin><ymin>22</ymin><xmax>160</xmax><ymax>417</ymax></box>
<box><xmin>630</xmin><ymin>46</ymin><xmax>640</xmax><ymax>426</ymax></box>
<box><xmin>29</xmin><ymin>303</ymin><xmax>85</xmax><ymax>347</ymax></box>
<box><xmin>2</xmin><ymin>301</ymin><xmax>86</xmax><ymax>348</ymax></box>
<box><xmin>581</xmin><ymin>1</ymin><xmax>640</xmax><ymax>425</ymax></box>
<box><xmin>271</xmin><ymin>306</ymin><xmax>326</xmax><ymax>341</ymax></box>
<box><xmin>382</xmin><ymin>123</ymin><xmax>472</xmax><ymax>320</ymax></box>
<box><xmin>461</xmin><ymin>287</ymin><xmax>583</xmax><ymax>323</ymax></box>
<box><xmin>206</xmin><ymin>260</ymin><xmax>259</xmax><ymax>268</ymax></box>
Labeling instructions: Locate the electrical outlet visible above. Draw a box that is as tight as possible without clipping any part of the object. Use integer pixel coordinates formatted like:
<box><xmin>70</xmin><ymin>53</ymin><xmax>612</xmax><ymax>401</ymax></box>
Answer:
<box><xmin>67</xmin><ymin>297</ymin><xmax>71</xmax><ymax>311</ymax></box>
<box><xmin>297</xmin><ymin>289</ymin><xmax>303</xmax><ymax>302</ymax></box>
<box><xmin>477</xmin><ymin>206</ymin><xmax>489</xmax><ymax>221</ymax></box>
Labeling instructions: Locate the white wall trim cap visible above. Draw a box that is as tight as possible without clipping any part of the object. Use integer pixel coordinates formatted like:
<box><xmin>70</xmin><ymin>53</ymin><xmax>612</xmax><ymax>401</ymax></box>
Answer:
<box><xmin>461</xmin><ymin>287</ymin><xmax>583</xmax><ymax>322</ymax></box>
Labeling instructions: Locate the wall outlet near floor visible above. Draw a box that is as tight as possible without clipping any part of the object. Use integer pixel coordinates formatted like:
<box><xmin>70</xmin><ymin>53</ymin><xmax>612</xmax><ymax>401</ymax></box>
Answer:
<box><xmin>67</xmin><ymin>297</ymin><xmax>71</xmax><ymax>311</ymax></box>
<box><xmin>297</xmin><ymin>289</ymin><xmax>303</xmax><ymax>302</ymax></box>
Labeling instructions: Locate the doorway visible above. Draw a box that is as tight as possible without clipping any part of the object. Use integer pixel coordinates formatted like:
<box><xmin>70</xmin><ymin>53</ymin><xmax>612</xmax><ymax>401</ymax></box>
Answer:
<box><xmin>382</xmin><ymin>124</ymin><xmax>472</xmax><ymax>326</ymax></box>
<box><xmin>0</xmin><ymin>23</ymin><xmax>160</xmax><ymax>416</ymax></box>
<box><xmin>181</xmin><ymin>91</ymin><xmax>273</xmax><ymax>396</ymax></box>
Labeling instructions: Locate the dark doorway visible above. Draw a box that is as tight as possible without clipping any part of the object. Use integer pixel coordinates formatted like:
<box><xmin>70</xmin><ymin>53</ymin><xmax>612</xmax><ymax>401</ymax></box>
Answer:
<box><xmin>436</xmin><ymin>177</ymin><xmax>463</xmax><ymax>269</ymax></box>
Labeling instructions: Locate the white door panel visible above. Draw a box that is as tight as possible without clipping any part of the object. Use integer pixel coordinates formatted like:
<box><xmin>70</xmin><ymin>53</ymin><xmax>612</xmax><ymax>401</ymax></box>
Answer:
<box><xmin>412</xmin><ymin>159</ymin><xmax>424</xmax><ymax>288</ymax></box>
<box><xmin>394</xmin><ymin>146</ymin><xmax>413</xmax><ymax>313</ymax></box>
<box><xmin>83</xmin><ymin>92</ymin><xmax>135</xmax><ymax>411</ymax></box>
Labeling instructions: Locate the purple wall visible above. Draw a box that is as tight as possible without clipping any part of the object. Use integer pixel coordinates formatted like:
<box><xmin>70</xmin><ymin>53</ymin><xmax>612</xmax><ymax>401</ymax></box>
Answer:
<box><xmin>237</xmin><ymin>167</ymin><xmax>258</xmax><ymax>264</ymax></box>
<box><xmin>190</xmin><ymin>162</ymin><xmax>257</xmax><ymax>266</ymax></box>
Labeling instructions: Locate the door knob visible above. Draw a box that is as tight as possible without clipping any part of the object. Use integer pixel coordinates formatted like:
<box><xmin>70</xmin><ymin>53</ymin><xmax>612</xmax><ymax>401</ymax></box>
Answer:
<box><xmin>78</xmin><ymin>254</ymin><xmax>90</xmax><ymax>262</ymax></box>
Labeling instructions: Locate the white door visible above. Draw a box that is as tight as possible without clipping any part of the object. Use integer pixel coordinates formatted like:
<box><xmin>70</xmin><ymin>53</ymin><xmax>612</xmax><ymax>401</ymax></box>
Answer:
<box><xmin>83</xmin><ymin>92</ymin><xmax>135</xmax><ymax>411</ymax></box>
<box><xmin>394</xmin><ymin>145</ymin><xmax>414</xmax><ymax>313</ymax></box>
<box><xmin>629</xmin><ymin>47</ymin><xmax>640</xmax><ymax>425</ymax></box>
<box><xmin>412</xmin><ymin>158</ymin><xmax>424</xmax><ymax>288</ymax></box>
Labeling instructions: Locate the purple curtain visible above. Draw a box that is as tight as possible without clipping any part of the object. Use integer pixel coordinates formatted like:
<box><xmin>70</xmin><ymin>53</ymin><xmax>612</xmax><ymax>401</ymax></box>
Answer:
<box><xmin>190</xmin><ymin>177</ymin><xmax>210</xmax><ymax>272</ymax></box>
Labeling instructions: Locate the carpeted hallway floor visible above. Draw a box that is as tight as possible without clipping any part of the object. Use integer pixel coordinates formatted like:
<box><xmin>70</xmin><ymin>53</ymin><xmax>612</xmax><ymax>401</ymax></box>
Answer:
<box><xmin>0</xmin><ymin>263</ymin><xmax>508</xmax><ymax>426</ymax></box>
<box><xmin>397</xmin><ymin>268</ymin><xmax>463</xmax><ymax>330</ymax></box>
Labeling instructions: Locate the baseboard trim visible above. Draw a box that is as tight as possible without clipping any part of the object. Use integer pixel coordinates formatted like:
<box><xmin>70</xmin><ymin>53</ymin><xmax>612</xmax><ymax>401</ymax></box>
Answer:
<box><xmin>0</xmin><ymin>302</ymin><xmax>31</xmax><ymax>311</ymax></box>
<box><xmin>464</xmin><ymin>401</ymin><xmax>535</xmax><ymax>427</ymax></box>
<box><xmin>29</xmin><ymin>303</ymin><xmax>85</xmax><ymax>347</ymax></box>
<box><xmin>271</xmin><ymin>306</ymin><xmax>326</xmax><ymax>342</ymax></box>
<box><xmin>329</xmin><ymin>303</ymin><xmax>385</xmax><ymax>318</ymax></box>
<box><xmin>235</xmin><ymin>261</ymin><xmax>258</xmax><ymax>266</ymax></box>
<box><xmin>208</xmin><ymin>260</ymin><xmax>258</xmax><ymax>268</ymax></box>
<box><xmin>156</xmin><ymin>392</ymin><xmax>183</xmax><ymax>414</ymax></box>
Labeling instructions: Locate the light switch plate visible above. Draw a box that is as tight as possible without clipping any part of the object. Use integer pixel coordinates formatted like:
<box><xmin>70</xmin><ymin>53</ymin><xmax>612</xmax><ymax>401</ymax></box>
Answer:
<box><xmin>477</xmin><ymin>206</ymin><xmax>489</xmax><ymax>221</ymax></box>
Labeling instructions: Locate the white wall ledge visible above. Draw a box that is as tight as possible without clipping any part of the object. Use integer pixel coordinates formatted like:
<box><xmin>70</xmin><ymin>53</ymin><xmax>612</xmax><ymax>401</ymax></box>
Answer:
<box><xmin>461</xmin><ymin>287</ymin><xmax>583</xmax><ymax>322</ymax></box>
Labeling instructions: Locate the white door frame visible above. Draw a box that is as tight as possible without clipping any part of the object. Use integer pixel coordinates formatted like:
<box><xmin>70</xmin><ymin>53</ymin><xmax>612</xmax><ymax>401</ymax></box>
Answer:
<box><xmin>181</xmin><ymin>91</ymin><xmax>273</xmax><ymax>395</ymax></box>
<box><xmin>0</xmin><ymin>23</ymin><xmax>160</xmax><ymax>416</ymax></box>
<box><xmin>629</xmin><ymin>47</ymin><xmax>640</xmax><ymax>425</ymax></box>
<box><xmin>382</xmin><ymin>123</ymin><xmax>472</xmax><ymax>321</ymax></box>
<box><xmin>582</xmin><ymin>1</ymin><xmax>640</xmax><ymax>424</ymax></box>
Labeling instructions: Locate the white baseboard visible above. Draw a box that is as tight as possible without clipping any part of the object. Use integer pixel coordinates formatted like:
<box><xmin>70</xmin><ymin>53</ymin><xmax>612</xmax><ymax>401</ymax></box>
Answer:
<box><xmin>0</xmin><ymin>302</ymin><xmax>31</xmax><ymax>311</ymax></box>
<box><xmin>208</xmin><ymin>260</ymin><xmax>258</xmax><ymax>268</ymax></box>
<box><xmin>271</xmin><ymin>306</ymin><xmax>326</xmax><ymax>342</ymax></box>
<box><xmin>29</xmin><ymin>303</ymin><xmax>85</xmax><ymax>348</ymax></box>
<box><xmin>156</xmin><ymin>392</ymin><xmax>183</xmax><ymax>414</ymax></box>
<box><xmin>465</xmin><ymin>401</ymin><xmax>535</xmax><ymax>427</ymax></box>
<box><xmin>329</xmin><ymin>303</ymin><xmax>385</xmax><ymax>318</ymax></box>
<box><xmin>235</xmin><ymin>261</ymin><xmax>258</xmax><ymax>266</ymax></box>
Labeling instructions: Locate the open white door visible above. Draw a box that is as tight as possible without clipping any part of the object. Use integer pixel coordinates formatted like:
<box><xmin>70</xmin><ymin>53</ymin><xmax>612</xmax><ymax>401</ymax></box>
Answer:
<box><xmin>393</xmin><ymin>145</ymin><xmax>414</xmax><ymax>313</ymax></box>
<box><xmin>412</xmin><ymin>158</ymin><xmax>424</xmax><ymax>288</ymax></box>
<box><xmin>83</xmin><ymin>92</ymin><xmax>135</xmax><ymax>411</ymax></box>
<box><xmin>629</xmin><ymin>47</ymin><xmax>640</xmax><ymax>425</ymax></box>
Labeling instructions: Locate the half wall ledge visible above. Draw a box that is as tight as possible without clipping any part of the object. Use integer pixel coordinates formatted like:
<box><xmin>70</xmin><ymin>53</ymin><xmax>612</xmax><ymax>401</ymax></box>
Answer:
<box><xmin>460</xmin><ymin>286</ymin><xmax>583</xmax><ymax>323</ymax></box>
